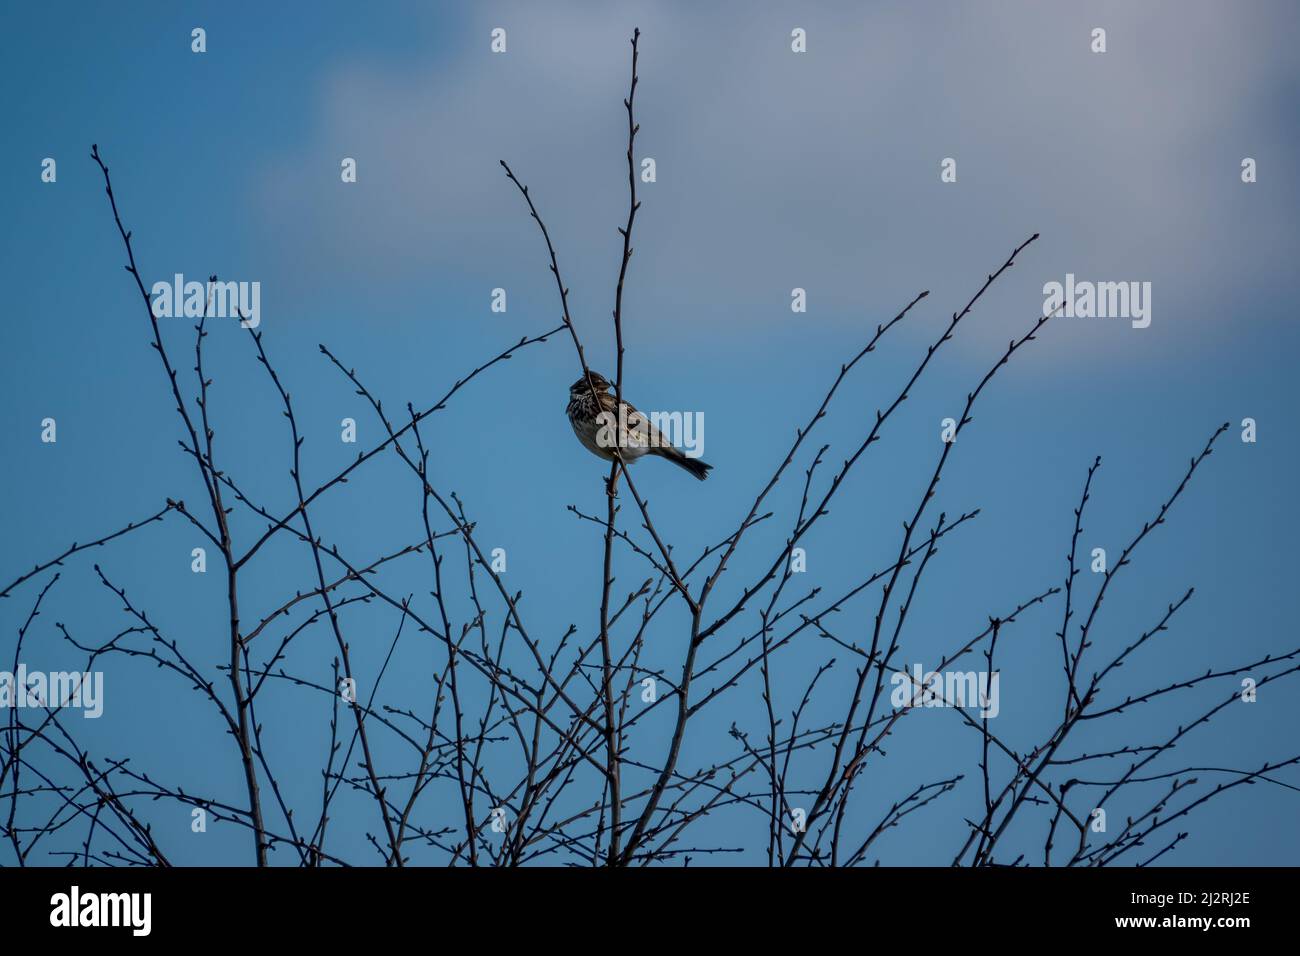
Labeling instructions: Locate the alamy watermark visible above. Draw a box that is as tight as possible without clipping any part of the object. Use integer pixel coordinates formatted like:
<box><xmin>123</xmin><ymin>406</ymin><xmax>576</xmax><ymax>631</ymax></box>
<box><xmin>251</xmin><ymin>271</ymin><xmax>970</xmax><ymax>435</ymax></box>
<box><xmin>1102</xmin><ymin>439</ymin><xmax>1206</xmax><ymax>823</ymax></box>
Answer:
<box><xmin>890</xmin><ymin>663</ymin><xmax>1000</xmax><ymax>719</ymax></box>
<box><xmin>0</xmin><ymin>666</ymin><xmax>104</xmax><ymax>718</ymax></box>
<box><xmin>596</xmin><ymin>407</ymin><xmax>706</xmax><ymax>459</ymax></box>
<box><xmin>1042</xmin><ymin>274</ymin><xmax>1151</xmax><ymax>328</ymax></box>
<box><xmin>150</xmin><ymin>274</ymin><xmax>260</xmax><ymax>328</ymax></box>
<box><xmin>50</xmin><ymin>886</ymin><xmax>150</xmax><ymax>936</ymax></box>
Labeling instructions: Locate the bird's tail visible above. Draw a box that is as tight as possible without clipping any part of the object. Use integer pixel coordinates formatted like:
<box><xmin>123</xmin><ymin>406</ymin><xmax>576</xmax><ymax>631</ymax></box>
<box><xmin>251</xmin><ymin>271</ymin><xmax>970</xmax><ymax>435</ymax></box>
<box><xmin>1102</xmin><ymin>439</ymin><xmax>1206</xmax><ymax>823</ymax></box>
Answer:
<box><xmin>657</xmin><ymin>446</ymin><xmax>712</xmax><ymax>481</ymax></box>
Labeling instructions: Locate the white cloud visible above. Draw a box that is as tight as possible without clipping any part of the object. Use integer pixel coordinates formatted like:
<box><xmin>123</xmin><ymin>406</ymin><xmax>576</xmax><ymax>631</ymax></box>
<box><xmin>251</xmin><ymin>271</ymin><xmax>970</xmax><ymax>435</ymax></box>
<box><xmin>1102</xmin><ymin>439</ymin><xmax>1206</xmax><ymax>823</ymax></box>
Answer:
<box><xmin>251</xmin><ymin>0</ymin><xmax>1299</xmax><ymax>360</ymax></box>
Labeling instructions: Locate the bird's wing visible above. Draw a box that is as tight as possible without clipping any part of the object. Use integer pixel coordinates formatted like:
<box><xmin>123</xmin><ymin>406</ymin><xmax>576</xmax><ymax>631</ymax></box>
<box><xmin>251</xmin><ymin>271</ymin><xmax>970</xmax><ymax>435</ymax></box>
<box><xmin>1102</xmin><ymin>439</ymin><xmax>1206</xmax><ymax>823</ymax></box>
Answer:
<box><xmin>621</xmin><ymin>401</ymin><xmax>669</xmax><ymax>451</ymax></box>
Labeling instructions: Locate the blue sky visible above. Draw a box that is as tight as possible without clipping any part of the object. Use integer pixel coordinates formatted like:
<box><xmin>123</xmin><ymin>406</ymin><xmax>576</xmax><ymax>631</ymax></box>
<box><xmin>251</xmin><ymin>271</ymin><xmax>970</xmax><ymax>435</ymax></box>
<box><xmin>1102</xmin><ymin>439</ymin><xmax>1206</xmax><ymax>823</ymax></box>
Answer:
<box><xmin>2</xmin><ymin>0</ymin><xmax>1298</xmax><ymax>865</ymax></box>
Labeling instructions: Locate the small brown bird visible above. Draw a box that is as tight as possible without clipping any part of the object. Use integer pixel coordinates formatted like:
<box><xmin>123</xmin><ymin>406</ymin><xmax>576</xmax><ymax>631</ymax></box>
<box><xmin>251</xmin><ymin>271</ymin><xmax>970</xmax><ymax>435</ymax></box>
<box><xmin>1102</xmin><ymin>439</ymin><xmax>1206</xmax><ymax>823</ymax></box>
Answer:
<box><xmin>566</xmin><ymin>372</ymin><xmax>712</xmax><ymax>481</ymax></box>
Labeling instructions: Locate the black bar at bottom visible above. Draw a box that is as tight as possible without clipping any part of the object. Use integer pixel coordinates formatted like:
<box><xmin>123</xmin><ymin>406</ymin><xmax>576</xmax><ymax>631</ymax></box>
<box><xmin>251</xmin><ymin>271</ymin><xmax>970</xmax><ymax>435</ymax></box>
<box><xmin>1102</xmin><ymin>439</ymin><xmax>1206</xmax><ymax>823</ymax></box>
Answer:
<box><xmin>0</xmin><ymin>865</ymin><xmax>1288</xmax><ymax>941</ymax></box>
